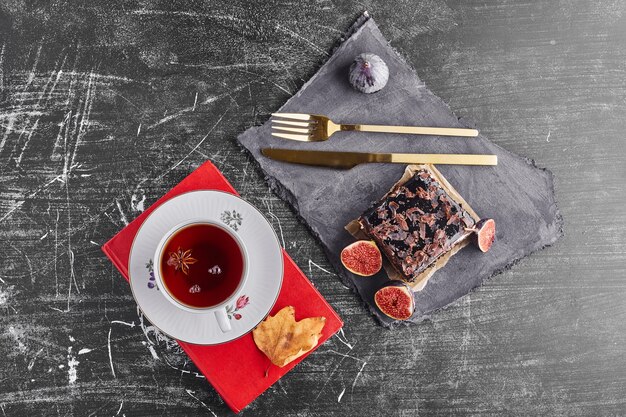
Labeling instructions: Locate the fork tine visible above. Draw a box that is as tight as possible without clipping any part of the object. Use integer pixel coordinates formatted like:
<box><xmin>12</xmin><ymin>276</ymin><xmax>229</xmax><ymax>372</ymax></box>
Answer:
<box><xmin>272</xmin><ymin>112</ymin><xmax>311</xmax><ymax>121</ymax></box>
<box><xmin>271</xmin><ymin>132</ymin><xmax>311</xmax><ymax>142</ymax></box>
<box><xmin>272</xmin><ymin>125</ymin><xmax>311</xmax><ymax>134</ymax></box>
<box><xmin>271</xmin><ymin>119</ymin><xmax>313</xmax><ymax>128</ymax></box>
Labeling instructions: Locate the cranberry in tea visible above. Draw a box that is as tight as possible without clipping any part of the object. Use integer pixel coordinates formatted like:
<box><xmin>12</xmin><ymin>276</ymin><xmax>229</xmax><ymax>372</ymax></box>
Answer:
<box><xmin>160</xmin><ymin>223</ymin><xmax>244</xmax><ymax>308</ymax></box>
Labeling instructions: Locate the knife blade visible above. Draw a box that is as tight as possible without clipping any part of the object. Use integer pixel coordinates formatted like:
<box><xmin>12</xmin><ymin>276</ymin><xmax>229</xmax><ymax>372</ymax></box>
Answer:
<box><xmin>261</xmin><ymin>148</ymin><xmax>497</xmax><ymax>169</ymax></box>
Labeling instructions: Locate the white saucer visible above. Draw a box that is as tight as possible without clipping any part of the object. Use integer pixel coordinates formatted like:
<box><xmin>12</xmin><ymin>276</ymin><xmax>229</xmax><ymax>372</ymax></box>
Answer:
<box><xmin>129</xmin><ymin>190</ymin><xmax>283</xmax><ymax>345</ymax></box>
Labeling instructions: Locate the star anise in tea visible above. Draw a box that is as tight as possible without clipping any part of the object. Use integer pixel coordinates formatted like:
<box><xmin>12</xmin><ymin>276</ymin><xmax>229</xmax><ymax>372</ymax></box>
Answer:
<box><xmin>166</xmin><ymin>247</ymin><xmax>197</xmax><ymax>275</ymax></box>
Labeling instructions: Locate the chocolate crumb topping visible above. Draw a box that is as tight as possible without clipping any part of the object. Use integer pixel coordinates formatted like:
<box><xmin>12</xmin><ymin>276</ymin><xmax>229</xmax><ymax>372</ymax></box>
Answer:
<box><xmin>358</xmin><ymin>168</ymin><xmax>476</xmax><ymax>283</ymax></box>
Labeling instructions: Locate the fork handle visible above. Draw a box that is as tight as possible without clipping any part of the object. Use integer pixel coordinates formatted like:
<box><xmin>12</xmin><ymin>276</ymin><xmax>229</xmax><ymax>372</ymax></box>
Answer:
<box><xmin>341</xmin><ymin>124</ymin><xmax>479</xmax><ymax>137</ymax></box>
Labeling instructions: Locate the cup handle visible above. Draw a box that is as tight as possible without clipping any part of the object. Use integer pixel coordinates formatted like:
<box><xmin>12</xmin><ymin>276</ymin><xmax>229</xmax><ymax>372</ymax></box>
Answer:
<box><xmin>215</xmin><ymin>308</ymin><xmax>232</xmax><ymax>333</ymax></box>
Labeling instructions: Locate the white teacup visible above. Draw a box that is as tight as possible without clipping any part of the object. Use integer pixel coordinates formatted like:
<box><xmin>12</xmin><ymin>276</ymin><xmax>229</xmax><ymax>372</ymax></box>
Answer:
<box><xmin>153</xmin><ymin>218</ymin><xmax>249</xmax><ymax>333</ymax></box>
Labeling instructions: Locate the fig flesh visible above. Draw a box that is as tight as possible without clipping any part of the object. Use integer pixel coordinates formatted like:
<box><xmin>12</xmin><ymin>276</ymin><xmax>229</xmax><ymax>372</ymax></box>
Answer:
<box><xmin>374</xmin><ymin>281</ymin><xmax>415</xmax><ymax>321</ymax></box>
<box><xmin>340</xmin><ymin>240</ymin><xmax>383</xmax><ymax>277</ymax></box>
<box><xmin>471</xmin><ymin>218</ymin><xmax>496</xmax><ymax>252</ymax></box>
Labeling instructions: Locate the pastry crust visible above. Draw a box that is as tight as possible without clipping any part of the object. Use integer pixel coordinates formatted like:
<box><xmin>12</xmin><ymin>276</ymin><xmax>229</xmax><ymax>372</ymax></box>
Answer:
<box><xmin>346</xmin><ymin>165</ymin><xmax>480</xmax><ymax>291</ymax></box>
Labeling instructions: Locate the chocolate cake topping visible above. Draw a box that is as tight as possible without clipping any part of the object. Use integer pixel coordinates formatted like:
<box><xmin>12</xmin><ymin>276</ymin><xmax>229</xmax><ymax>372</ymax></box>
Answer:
<box><xmin>359</xmin><ymin>168</ymin><xmax>476</xmax><ymax>283</ymax></box>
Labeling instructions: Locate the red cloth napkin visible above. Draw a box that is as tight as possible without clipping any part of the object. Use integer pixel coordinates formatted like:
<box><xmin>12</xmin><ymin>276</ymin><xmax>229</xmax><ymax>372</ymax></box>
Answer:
<box><xmin>102</xmin><ymin>161</ymin><xmax>343</xmax><ymax>413</ymax></box>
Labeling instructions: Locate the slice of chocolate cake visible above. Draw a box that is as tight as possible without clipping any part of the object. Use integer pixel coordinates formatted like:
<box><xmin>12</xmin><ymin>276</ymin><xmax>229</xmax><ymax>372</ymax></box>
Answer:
<box><xmin>357</xmin><ymin>165</ymin><xmax>477</xmax><ymax>284</ymax></box>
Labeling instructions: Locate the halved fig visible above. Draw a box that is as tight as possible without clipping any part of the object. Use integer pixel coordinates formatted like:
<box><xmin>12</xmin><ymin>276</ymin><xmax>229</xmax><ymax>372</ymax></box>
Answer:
<box><xmin>374</xmin><ymin>281</ymin><xmax>415</xmax><ymax>320</ymax></box>
<box><xmin>471</xmin><ymin>218</ymin><xmax>496</xmax><ymax>253</ymax></box>
<box><xmin>340</xmin><ymin>240</ymin><xmax>383</xmax><ymax>277</ymax></box>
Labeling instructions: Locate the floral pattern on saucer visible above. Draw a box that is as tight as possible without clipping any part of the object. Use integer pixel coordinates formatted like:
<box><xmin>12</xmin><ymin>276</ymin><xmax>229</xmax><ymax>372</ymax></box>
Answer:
<box><xmin>221</xmin><ymin>210</ymin><xmax>243</xmax><ymax>231</ymax></box>
<box><xmin>226</xmin><ymin>295</ymin><xmax>249</xmax><ymax>320</ymax></box>
<box><xmin>146</xmin><ymin>259</ymin><xmax>157</xmax><ymax>290</ymax></box>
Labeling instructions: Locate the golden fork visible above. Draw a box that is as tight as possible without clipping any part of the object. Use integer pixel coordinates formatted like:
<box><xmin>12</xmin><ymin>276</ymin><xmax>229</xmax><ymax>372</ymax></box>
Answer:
<box><xmin>271</xmin><ymin>113</ymin><xmax>479</xmax><ymax>142</ymax></box>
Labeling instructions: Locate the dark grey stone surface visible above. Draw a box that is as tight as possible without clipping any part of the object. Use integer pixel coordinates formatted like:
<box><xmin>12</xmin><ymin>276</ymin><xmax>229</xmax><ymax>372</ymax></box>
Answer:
<box><xmin>2</xmin><ymin>1</ymin><xmax>626</xmax><ymax>415</ymax></box>
<box><xmin>238</xmin><ymin>15</ymin><xmax>562</xmax><ymax>326</ymax></box>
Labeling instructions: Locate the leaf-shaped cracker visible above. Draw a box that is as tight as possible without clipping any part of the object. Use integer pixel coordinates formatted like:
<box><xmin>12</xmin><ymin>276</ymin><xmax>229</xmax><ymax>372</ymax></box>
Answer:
<box><xmin>252</xmin><ymin>306</ymin><xmax>326</xmax><ymax>367</ymax></box>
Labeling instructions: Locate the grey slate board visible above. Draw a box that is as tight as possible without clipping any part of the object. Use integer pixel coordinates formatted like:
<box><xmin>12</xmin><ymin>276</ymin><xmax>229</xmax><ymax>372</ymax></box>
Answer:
<box><xmin>238</xmin><ymin>14</ymin><xmax>563</xmax><ymax>326</ymax></box>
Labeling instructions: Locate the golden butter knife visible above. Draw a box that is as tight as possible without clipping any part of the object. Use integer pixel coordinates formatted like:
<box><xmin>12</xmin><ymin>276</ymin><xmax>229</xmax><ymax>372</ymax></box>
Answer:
<box><xmin>261</xmin><ymin>148</ymin><xmax>497</xmax><ymax>169</ymax></box>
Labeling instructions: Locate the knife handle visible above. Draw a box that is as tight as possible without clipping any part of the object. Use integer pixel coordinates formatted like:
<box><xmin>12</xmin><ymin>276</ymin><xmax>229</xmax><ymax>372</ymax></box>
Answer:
<box><xmin>382</xmin><ymin>153</ymin><xmax>498</xmax><ymax>166</ymax></box>
<box><xmin>345</xmin><ymin>124</ymin><xmax>479</xmax><ymax>137</ymax></box>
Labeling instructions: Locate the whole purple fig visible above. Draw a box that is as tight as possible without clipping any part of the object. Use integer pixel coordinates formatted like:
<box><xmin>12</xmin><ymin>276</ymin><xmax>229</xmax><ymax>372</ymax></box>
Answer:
<box><xmin>349</xmin><ymin>53</ymin><xmax>389</xmax><ymax>93</ymax></box>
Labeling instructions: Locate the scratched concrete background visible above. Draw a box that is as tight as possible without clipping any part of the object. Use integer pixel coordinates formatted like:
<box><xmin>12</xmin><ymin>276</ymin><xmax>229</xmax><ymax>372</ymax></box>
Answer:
<box><xmin>0</xmin><ymin>1</ymin><xmax>625</xmax><ymax>416</ymax></box>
